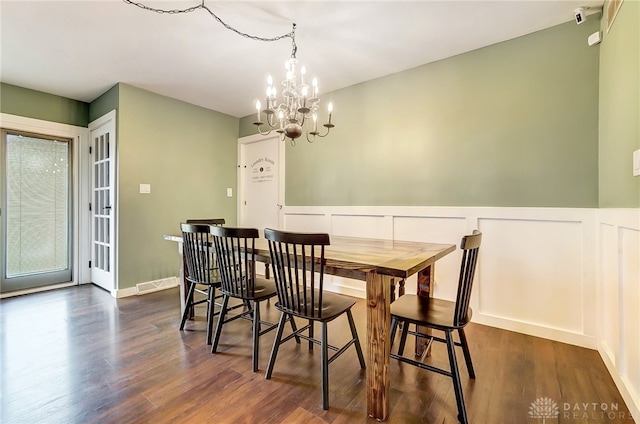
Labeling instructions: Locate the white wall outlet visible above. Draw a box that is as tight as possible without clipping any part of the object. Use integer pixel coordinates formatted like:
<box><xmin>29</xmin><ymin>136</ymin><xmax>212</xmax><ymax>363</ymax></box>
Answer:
<box><xmin>633</xmin><ymin>149</ymin><xmax>640</xmax><ymax>177</ymax></box>
<box><xmin>226</xmin><ymin>187</ymin><xmax>233</xmax><ymax>197</ymax></box>
<box><xmin>139</xmin><ymin>183</ymin><xmax>151</xmax><ymax>194</ymax></box>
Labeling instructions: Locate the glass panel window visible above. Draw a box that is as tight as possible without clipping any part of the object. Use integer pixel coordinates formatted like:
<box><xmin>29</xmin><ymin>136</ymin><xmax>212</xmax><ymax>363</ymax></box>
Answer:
<box><xmin>5</xmin><ymin>133</ymin><xmax>70</xmax><ymax>278</ymax></box>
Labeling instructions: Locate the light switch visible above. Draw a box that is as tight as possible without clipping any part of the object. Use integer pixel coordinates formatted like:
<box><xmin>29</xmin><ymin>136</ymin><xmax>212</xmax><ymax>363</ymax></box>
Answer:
<box><xmin>139</xmin><ymin>183</ymin><xmax>151</xmax><ymax>194</ymax></box>
<box><xmin>226</xmin><ymin>187</ymin><xmax>233</xmax><ymax>197</ymax></box>
<box><xmin>633</xmin><ymin>149</ymin><xmax>640</xmax><ymax>177</ymax></box>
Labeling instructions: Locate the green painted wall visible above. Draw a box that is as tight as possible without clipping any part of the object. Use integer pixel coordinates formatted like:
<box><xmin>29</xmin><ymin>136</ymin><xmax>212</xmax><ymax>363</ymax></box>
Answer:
<box><xmin>116</xmin><ymin>84</ymin><xmax>238</xmax><ymax>289</ymax></box>
<box><xmin>240</xmin><ymin>19</ymin><xmax>600</xmax><ymax>207</ymax></box>
<box><xmin>598</xmin><ymin>0</ymin><xmax>640</xmax><ymax>207</ymax></box>
<box><xmin>0</xmin><ymin>83</ymin><xmax>89</xmax><ymax>127</ymax></box>
<box><xmin>89</xmin><ymin>84</ymin><xmax>119</xmax><ymax>123</ymax></box>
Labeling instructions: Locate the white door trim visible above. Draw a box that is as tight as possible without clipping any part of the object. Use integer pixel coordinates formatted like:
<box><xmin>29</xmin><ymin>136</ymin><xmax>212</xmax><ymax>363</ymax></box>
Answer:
<box><xmin>237</xmin><ymin>133</ymin><xmax>285</xmax><ymax>228</ymax></box>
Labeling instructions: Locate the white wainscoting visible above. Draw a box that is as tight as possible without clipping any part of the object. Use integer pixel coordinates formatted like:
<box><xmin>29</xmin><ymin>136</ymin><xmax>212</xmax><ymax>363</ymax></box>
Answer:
<box><xmin>283</xmin><ymin>206</ymin><xmax>599</xmax><ymax>349</ymax></box>
<box><xmin>598</xmin><ymin>209</ymin><xmax>640</xmax><ymax>420</ymax></box>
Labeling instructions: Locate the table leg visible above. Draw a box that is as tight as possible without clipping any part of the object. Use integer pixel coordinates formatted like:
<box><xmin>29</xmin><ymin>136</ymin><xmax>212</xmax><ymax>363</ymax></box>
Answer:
<box><xmin>415</xmin><ymin>264</ymin><xmax>434</xmax><ymax>356</ymax></box>
<box><xmin>177</xmin><ymin>242</ymin><xmax>192</xmax><ymax>320</ymax></box>
<box><xmin>366</xmin><ymin>271</ymin><xmax>391</xmax><ymax>421</ymax></box>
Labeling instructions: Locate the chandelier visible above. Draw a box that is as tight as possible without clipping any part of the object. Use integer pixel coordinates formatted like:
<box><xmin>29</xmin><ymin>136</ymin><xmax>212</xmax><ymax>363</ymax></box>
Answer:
<box><xmin>254</xmin><ymin>24</ymin><xmax>334</xmax><ymax>145</ymax></box>
<box><xmin>122</xmin><ymin>0</ymin><xmax>334</xmax><ymax>146</ymax></box>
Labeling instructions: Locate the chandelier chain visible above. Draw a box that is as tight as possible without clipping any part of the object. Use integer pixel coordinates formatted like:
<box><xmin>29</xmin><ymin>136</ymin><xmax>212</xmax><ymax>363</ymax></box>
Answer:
<box><xmin>122</xmin><ymin>0</ymin><xmax>295</xmax><ymax>44</ymax></box>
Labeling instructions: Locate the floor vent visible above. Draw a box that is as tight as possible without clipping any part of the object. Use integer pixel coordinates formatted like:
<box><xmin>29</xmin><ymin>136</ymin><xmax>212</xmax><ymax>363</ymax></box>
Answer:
<box><xmin>136</xmin><ymin>277</ymin><xmax>179</xmax><ymax>295</ymax></box>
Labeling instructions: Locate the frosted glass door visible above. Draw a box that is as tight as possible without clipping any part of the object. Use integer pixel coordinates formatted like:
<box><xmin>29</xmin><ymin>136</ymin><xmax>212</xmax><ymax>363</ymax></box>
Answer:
<box><xmin>1</xmin><ymin>131</ymin><xmax>72</xmax><ymax>293</ymax></box>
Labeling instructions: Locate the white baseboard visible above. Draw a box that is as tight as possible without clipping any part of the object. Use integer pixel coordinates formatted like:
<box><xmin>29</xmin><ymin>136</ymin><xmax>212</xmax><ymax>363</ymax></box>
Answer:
<box><xmin>114</xmin><ymin>286</ymin><xmax>138</xmax><ymax>298</ymax></box>
<box><xmin>599</xmin><ymin>341</ymin><xmax>640</xmax><ymax>421</ymax></box>
<box><xmin>473</xmin><ymin>312</ymin><xmax>597</xmax><ymax>349</ymax></box>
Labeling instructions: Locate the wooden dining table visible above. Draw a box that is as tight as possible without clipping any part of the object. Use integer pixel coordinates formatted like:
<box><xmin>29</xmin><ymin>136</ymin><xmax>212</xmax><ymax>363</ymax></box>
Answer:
<box><xmin>165</xmin><ymin>233</ymin><xmax>456</xmax><ymax>421</ymax></box>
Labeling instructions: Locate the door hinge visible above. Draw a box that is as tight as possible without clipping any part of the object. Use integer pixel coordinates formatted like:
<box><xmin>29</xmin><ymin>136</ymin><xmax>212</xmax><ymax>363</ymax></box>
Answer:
<box><xmin>89</xmin><ymin>261</ymin><xmax>92</xmax><ymax>268</ymax></box>
<box><xmin>89</xmin><ymin>203</ymin><xmax>92</xmax><ymax>211</ymax></box>
<box><xmin>89</xmin><ymin>146</ymin><xmax>92</xmax><ymax>154</ymax></box>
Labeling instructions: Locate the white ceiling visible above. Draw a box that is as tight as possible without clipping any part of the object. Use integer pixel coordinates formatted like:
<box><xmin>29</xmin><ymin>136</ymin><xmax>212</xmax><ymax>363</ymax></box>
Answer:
<box><xmin>0</xmin><ymin>0</ymin><xmax>604</xmax><ymax>118</ymax></box>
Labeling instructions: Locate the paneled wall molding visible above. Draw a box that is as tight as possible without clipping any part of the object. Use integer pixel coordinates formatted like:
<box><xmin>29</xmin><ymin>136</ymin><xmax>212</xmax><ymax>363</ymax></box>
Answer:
<box><xmin>596</xmin><ymin>208</ymin><xmax>640</xmax><ymax>420</ymax></box>
<box><xmin>283</xmin><ymin>205</ymin><xmax>599</xmax><ymax>344</ymax></box>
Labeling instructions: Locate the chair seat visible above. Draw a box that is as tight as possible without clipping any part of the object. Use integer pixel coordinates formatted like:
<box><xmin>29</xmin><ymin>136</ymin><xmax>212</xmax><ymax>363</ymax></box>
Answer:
<box><xmin>276</xmin><ymin>290</ymin><xmax>356</xmax><ymax>322</ymax></box>
<box><xmin>390</xmin><ymin>294</ymin><xmax>472</xmax><ymax>330</ymax></box>
<box><xmin>219</xmin><ymin>276</ymin><xmax>277</xmax><ymax>301</ymax></box>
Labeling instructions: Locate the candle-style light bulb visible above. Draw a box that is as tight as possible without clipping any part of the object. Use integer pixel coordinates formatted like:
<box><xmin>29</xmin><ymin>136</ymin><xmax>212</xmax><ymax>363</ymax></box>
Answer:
<box><xmin>313</xmin><ymin>113</ymin><xmax>318</xmax><ymax>132</ymax></box>
<box><xmin>256</xmin><ymin>100</ymin><xmax>261</xmax><ymax>121</ymax></box>
<box><xmin>267</xmin><ymin>75</ymin><xmax>273</xmax><ymax>86</ymax></box>
<box><xmin>278</xmin><ymin>110</ymin><xmax>284</xmax><ymax>129</ymax></box>
<box><xmin>327</xmin><ymin>103</ymin><xmax>333</xmax><ymax>124</ymax></box>
<box><xmin>312</xmin><ymin>78</ymin><xmax>318</xmax><ymax>97</ymax></box>
<box><xmin>301</xmin><ymin>66</ymin><xmax>306</xmax><ymax>85</ymax></box>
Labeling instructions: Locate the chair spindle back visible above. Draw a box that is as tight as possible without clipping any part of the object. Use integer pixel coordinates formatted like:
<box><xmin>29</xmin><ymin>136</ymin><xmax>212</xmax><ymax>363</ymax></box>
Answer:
<box><xmin>454</xmin><ymin>230</ymin><xmax>482</xmax><ymax>326</ymax></box>
<box><xmin>181</xmin><ymin>223</ymin><xmax>217</xmax><ymax>285</ymax></box>
<box><xmin>264</xmin><ymin>228</ymin><xmax>330</xmax><ymax>319</ymax></box>
<box><xmin>210</xmin><ymin>227</ymin><xmax>259</xmax><ymax>298</ymax></box>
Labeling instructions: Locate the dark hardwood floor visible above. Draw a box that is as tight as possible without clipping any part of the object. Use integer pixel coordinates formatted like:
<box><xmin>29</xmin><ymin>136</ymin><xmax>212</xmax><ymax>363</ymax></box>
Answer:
<box><xmin>0</xmin><ymin>285</ymin><xmax>633</xmax><ymax>423</ymax></box>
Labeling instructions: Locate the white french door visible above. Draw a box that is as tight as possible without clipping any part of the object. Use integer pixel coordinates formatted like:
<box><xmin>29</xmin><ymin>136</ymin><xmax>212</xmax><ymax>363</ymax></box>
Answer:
<box><xmin>89</xmin><ymin>112</ymin><xmax>116</xmax><ymax>292</ymax></box>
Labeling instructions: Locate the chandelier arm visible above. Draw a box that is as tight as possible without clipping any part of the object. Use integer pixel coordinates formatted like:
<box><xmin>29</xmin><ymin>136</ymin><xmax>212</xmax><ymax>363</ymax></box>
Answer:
<box><xmin>305</xmin><ymin>132</ymin><xmax>317</xmax><ymax>143</ymax></box>
<box><xmin>253</xmin><ymin>123</ymin><xmax>273</xmax><ymax>136</ymax></box>
<box><xmin>266</xmin><ymin>113</ymin><xmax>278</xmax><ymax>128</ymax></box>
<box><xmin>315</xmin><ymin>126</ymin><xmax>332</xmax><ymax>138</ymax></box>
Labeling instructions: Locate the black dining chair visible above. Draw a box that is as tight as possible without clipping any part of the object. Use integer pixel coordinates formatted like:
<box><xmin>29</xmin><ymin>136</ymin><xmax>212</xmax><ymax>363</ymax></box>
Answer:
<box><xmin>390</xmin><ymin>230</ymin><xmax>482</xmax><ymax>424</ymax></box>
<box><xmin>179</xmin><ymin>221</ymin><xmax>224</xmax><ymax>345</ymax></box>
<box><xmin>264</xmin><ymin>228</ymin><xmax>366</xmax><ymax>410</ymax></box>
<box><xmin>209</xmin><ymin>226</ymin><xmax>285</xmax><ymax>372</ymax></box>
